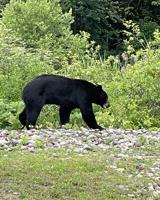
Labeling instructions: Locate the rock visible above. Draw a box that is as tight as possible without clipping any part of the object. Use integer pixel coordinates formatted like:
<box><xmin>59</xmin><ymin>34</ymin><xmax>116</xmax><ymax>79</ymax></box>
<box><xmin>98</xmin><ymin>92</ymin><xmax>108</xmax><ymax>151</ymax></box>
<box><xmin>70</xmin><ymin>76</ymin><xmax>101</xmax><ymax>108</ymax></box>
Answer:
<box><xmin>87</xmin><ymin>134</ymin><xmax>96</xmax><ymax>141</ymax></box>
<box><xmin>0</xmin><ymin>139</ymin><xmax>8</xmax><ymax>147</ymax></box>
<box><xmin>148</xmin><ymin>183</ymin><xmax>154</xmax><ymax>192</ymax></box>
<box><xmin>74</xmin><ymin>148</ymin><xmax>85</xmax><ymax>154</ymax></box>
<box><xmin>21</xmin><ymin>146</ymin><xmax>28</xmax><ymax>150</ymax></box>
<box><xmin>127</xmin><ymin>194</ymin><xmax>135</xmax><ymax>198</ymax></box>
<box><xmin>136</xmin><ymin>164</ymin><xmax>145</xmax><ymax>171</ymax></box>
<box><xmin>10</xmin><ymin>139</ymin><xmax>19</xmax><ymax>146</ymax></box>
<box><xmin>28</xmin><ymin>147</ymin><xmax>35</xmax><ymax>152</ymax></box>
<box><xmin>83</xmin><ymin>144</ymin><xmax>93</xmax><ymax>151</ymax></box>
<box><xmin>116</xmin><ymin>168</ymin><xmax>125</xmax><ymax>173</ymax></box>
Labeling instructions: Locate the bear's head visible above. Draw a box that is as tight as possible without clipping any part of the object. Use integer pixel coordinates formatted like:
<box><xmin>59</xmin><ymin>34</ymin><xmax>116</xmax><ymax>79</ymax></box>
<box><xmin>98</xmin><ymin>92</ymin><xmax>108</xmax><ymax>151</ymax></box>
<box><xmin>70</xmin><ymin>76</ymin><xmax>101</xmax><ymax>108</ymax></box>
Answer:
<box><xmin>95</xmin><ymin>85</ymin><xmax>110</xmax><ymax>108</ymax></box>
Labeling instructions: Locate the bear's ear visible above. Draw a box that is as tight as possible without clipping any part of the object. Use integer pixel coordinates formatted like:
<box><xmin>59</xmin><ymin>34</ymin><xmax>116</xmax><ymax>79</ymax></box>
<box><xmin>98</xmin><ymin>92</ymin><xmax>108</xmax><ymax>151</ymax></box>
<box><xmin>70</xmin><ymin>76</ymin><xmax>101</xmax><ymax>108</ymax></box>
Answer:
<box><xmin>97</xmin><ymin>85</ymin><xmax>102</xmax><ymax>90</ymax></box>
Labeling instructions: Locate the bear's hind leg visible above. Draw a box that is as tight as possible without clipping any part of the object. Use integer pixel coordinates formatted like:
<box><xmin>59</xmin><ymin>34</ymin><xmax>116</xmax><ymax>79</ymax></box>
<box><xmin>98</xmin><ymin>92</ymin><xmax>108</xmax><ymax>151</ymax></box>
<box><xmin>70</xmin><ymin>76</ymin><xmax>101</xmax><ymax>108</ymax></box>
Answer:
<box><xmin>19</xmin><ymin>107</ymin><xmax>27</xmax><ymax>129</ymax></box>
<box><xmin>26</xmin><ymin>99</ymin><xmax>44</xmax><ymax>130</ymax></box>
<box><xmin>59</xmin><ymin>106</ymin><xmax>73</xmax><ymax>126</ymax></box>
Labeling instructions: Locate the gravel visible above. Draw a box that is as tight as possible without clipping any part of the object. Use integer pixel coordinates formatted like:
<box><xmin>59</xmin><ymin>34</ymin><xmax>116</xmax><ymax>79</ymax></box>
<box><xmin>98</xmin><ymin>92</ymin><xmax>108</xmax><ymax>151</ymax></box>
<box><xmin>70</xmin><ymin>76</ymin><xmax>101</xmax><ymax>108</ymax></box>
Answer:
<box><xmin>0</xmin><ymin>128</ymin><xmax>159</xmax><ymax>152</ymax></box>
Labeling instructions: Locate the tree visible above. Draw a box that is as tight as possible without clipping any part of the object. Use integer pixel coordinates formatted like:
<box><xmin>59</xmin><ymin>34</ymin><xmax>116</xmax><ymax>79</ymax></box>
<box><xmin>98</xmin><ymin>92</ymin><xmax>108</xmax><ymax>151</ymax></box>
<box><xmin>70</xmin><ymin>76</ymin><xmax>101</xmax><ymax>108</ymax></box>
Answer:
<box><xmin>61</xmin><ymin>0</ymin><xmax>160</xmax><ymax>54</ymax></box>
<box><xmin>61</xmin><ymin>0</ymin><xmax>124</xmax><ymax>55</ymax></box>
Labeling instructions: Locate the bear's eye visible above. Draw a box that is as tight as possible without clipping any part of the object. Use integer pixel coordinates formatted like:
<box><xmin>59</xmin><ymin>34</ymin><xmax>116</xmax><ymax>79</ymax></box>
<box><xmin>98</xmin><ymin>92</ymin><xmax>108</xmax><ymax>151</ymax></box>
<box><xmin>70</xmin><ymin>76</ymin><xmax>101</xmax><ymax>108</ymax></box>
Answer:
<box><xmin>100</xmin><ymin>92</ymin><xmax>107</xmax><ymax>99</ymax></box>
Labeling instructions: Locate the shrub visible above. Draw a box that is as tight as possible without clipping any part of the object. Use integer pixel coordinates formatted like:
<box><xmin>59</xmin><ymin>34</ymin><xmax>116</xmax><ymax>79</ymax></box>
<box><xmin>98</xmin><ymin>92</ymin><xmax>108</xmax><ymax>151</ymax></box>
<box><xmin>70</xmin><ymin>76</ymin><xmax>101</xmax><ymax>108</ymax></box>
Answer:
<box><xmin>99</xmin><ymin>46</ymin><xmax>160</xmax><ymax>130</ymax></box>
<box><xmin>2</xmin><ymin>0</ymin><xmax>98</xmax><ymax>68</ymax></box>
<box><xmin>0</xmin><ymin>99</ymin><xmax>23</xmax><ymax>129</ymax></box>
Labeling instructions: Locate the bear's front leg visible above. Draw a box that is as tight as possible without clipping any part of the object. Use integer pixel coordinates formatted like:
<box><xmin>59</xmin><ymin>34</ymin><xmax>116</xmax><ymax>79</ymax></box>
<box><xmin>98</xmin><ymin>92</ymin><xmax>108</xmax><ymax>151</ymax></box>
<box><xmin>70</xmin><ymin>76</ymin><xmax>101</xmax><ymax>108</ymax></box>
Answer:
<box><xmin>80</xmin><ymin>103</ymin><xmax>103</xmax><ymax>130</ymax></box>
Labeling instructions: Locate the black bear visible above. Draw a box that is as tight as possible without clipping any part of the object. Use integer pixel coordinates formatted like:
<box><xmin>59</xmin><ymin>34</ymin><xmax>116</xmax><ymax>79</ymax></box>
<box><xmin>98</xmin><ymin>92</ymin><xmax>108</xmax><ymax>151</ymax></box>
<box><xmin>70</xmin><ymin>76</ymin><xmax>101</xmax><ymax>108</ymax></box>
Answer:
<box><xmin>19</xmin><ymin>74</ymin><xmax>110</xmax><ymax>130</ymax></box>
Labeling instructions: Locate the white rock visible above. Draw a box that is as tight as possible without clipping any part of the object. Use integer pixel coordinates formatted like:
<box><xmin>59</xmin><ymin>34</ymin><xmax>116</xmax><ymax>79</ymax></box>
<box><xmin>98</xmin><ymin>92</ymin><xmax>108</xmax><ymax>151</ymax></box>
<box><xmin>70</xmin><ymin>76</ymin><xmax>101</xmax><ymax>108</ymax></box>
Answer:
<box><xmin>0</xmin><ymin>139</ymin><xmax>7</xmax><ymax>146</ymax></box>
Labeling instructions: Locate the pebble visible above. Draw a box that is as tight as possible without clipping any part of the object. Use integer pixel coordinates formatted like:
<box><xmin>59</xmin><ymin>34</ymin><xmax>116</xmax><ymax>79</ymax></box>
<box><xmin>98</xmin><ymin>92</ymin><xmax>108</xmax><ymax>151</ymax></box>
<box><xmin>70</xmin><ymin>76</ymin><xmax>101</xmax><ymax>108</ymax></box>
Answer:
<box><xmin>0</xmin><ymin>139</ymin><xmax>8</xmax><ymax>146</ymax></box>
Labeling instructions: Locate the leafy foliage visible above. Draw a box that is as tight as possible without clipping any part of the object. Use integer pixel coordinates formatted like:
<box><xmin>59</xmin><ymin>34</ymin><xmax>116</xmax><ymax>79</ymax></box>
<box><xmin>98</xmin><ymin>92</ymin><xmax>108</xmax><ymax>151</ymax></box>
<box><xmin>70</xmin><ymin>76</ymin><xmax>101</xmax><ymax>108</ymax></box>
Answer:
<box><xmin>61</xmin><ymin>0</ymin><xmax>123</xmax><ymax>55</ymax></box>
<box><xmin>107</xmin><ymin>49</ymin><xmax>160</xmax><ymax>129</ymax></box>
<box><xmin>2</xmin><ymin>0</ymin><xmax>97</xmax><ymax>68</ymax></box>
<box><xmin>2</xmin><ymin>0</ymin><xmax>73</xmax><ymax>49</ymax></box>
<box><xmin>0</xmin><ymin>99</ymin><xmax>23</xmax><ymax>128</ymax></box>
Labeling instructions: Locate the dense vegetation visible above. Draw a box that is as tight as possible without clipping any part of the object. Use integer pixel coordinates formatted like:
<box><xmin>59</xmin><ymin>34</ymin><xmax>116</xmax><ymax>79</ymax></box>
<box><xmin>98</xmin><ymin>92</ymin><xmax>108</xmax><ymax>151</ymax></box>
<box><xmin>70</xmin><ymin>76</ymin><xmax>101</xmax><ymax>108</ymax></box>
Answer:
<box><xmin>0</xmin><ymin>0</ymin><xmax>160</xmax><ymax>130</ymax></box>
<box><xmin>61</xmin><ymin>0</ymin><xmax>160</xmax><ymax>54</ymax></box>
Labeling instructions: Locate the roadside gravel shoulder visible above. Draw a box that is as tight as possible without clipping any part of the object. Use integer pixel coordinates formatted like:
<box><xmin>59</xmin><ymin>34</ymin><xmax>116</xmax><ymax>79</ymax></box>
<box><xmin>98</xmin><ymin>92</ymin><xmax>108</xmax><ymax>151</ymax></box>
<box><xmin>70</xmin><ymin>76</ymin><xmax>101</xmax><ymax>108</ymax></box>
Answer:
<box><xmin>0</xmin><ymin>128</ymin><xmax>159</xmax><ymax>152</ymax></box>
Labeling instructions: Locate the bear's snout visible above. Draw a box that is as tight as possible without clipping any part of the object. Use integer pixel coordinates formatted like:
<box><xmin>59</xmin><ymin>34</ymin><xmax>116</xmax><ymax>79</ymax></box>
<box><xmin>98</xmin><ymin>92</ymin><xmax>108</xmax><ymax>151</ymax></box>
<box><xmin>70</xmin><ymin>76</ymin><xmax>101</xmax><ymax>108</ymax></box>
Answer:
<box><xmin>103</xmin><ymin>101</ymin><xmax>110</xmax><ymax>108</ymax></box>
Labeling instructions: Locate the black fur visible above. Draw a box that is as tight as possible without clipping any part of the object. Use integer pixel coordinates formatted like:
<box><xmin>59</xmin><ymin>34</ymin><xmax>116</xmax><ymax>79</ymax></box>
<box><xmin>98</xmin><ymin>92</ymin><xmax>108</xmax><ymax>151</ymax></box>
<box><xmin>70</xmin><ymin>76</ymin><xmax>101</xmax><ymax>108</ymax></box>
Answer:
<box><xmin>19</xmin><ymin>74</ymin><xmax>110</xmax><ymax>130</ymax></box>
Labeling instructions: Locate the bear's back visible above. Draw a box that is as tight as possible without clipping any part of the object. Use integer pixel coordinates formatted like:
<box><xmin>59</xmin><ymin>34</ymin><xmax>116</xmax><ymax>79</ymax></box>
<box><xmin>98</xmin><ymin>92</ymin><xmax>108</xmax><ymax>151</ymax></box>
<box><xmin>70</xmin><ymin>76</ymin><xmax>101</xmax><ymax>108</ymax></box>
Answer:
<box><xmin>22</xmin><ymin>74</ymin><xmax>98</xmax><ymax>102</ymax></box>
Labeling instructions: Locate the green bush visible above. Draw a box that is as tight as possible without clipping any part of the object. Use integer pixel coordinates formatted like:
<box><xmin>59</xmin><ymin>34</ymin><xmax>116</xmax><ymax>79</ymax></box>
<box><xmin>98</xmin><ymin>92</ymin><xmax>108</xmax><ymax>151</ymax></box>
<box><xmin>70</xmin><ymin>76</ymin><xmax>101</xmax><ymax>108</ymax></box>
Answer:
<box><xmin>2</xmin><ymin>0</ymin><xmax>73</xmax><ymax>49</ymax></box>
<box><xmin>0</xmin><ymin>99</ymin><xmax>23</xmax><ymax>129</ymax></box>
<box><xmin>0</xmin><ymin>45</ymin><xmax>54</xmax><ymax>101</ymax></box>
<box><xmin>99</xmin><ymin>48</ymin><xmax>160</xmax><ymax>130</ymax></box>
<box><xmin>2</xmin><ymin>0</ymin><xmax>98</xmax><ymax>68</ymax></box>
